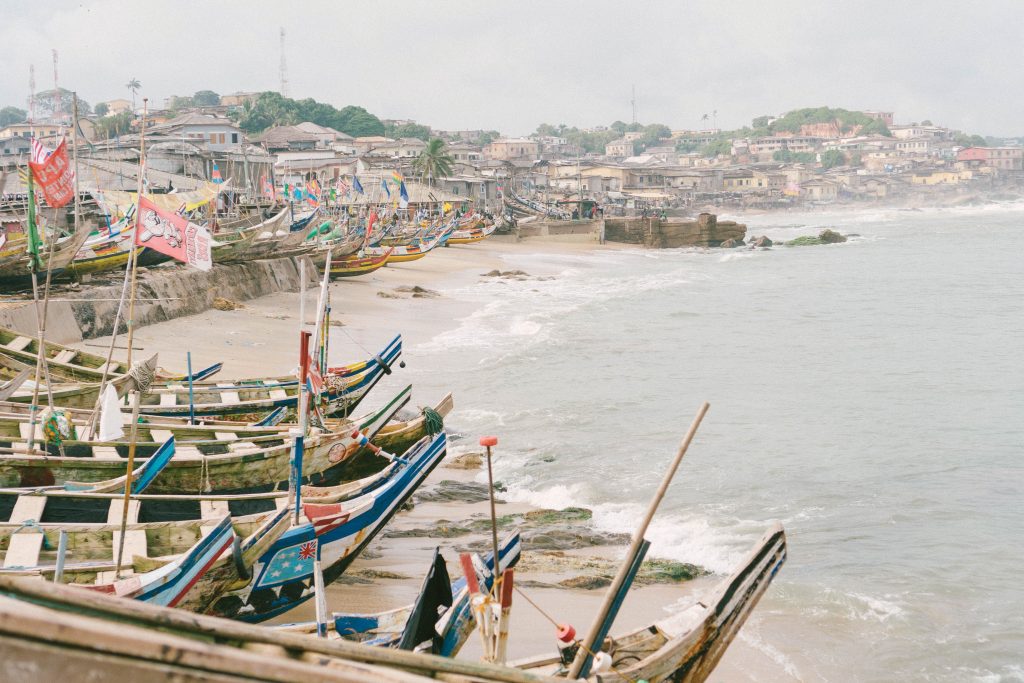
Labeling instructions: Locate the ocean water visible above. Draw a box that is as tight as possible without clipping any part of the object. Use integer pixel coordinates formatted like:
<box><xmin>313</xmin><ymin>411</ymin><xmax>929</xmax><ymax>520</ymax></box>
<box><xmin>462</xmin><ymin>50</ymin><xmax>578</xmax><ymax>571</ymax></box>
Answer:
<box><xmin>405</xmin><ymin>204</ymin><xmax>1024</xmax><ymax>682</ymax></box>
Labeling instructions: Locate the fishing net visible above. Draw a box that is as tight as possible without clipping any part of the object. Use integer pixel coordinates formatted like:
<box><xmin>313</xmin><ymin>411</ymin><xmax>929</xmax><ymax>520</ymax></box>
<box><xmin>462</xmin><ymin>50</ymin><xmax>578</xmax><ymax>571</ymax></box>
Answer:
<box><xmin>42</xmin><ymin>409</ymin><xmax>77</xmax><ymax>445</ymax></box>
<box><xmin>421</xmin><ymin>406</ymin><xmax>444</xmax><ymax>436</ymax></box>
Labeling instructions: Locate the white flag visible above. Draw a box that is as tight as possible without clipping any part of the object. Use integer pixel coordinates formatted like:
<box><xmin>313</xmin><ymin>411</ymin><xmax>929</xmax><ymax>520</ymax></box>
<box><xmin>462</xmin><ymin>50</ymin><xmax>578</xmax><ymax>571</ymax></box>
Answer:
<box><xmin>98</xmin><ymin>383</ymin><xmax>125</xmax><ymax>441</ymax></box>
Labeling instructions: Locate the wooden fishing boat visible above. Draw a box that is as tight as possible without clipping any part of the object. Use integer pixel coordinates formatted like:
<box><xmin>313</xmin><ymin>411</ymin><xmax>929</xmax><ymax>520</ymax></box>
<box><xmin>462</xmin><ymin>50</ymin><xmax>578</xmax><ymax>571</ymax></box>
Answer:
<box><xmin>0</xmin><ymin>224</ymin><xmax>93</xmax><ymax>289</ymax></box>
<box><xmin>208</xmin><ymin>432</ymin><xmax>448</xmax><ymax>622</ymax></box>
<box><xmin>280</xmin><ymin>531</ymin><xmax>521</xmax><ymax>657</ymax></box>
<box><xmin>0</xmin><ymin>384</ymin><xmax>412</xmax><ymax>491</ymax></box>
<box><xmin>512</xmin><ymin>523</ymin><xmax>787</xmax><ymax>682</ymax></box>
<box><xmin>118</xmin><ymin>334</ymin><xmax>401</xmax><ymax>420</ymax></box>
<box><xmin>0</xmin><ymin>574</ymin><xmax>473</xmax><ymax>683</ymax></box>
<box><xmin>366</xmin><ymin>230</ymin><xmax>445</xmax><ymax>264</ymax></box>
<box><xmin>324</xmin><ymin>249</ymin><xmax>392</xmax><ymax>278</ymax></box>
<box><xmin>0</xmin><ymin>498</ymin><xmax>291</xmax><ymax>615</ymax></box>
<box><xmin>447</xmin><ymin>222</ymin><xmax>497</xmax><ymax>245</ymax></box>
<box><xmin>0</xmin><ymin>324</ymin><xmax>221</xmax><ymax>384</ymax></box>
<box><xmin>1</xmin><ymin>352</ymin><xmax>159</xmax><ymax>409</ymax></box>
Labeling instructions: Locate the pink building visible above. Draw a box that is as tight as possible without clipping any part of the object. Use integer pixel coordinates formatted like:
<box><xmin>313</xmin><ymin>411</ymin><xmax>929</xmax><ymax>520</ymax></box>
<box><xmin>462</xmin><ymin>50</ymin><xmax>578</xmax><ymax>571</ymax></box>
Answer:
<box><xmin>957</xmin><ymin>147</ymin><xmax>1024</xmax><ymax>170</ymax></box>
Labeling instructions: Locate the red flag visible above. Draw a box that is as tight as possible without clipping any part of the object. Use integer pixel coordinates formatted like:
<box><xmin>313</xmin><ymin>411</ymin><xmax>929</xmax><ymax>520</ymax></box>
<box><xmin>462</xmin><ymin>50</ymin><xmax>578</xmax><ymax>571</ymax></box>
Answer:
<box><xmin>135</xmin><ymin>196</ymin><xmax>213</xmax><ymax>271</ymax></box>
<box><xmin>28</xmin><ymin>138</ymin><xmax>75</xmax><ymax>208</ymax></box>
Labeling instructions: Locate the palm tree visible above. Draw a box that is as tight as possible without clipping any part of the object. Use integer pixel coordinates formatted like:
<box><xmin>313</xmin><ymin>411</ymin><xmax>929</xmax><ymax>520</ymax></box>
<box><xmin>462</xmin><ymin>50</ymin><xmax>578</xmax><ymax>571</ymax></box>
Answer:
<box><xmin>413</xmin><ymin>138</ymin><xmax>454</xmax><ymax>187</ymax></box>
<box><xmin>126</xmin><ymin>78</ymin><xmax>141</xmax><ymax>110</ymax></box>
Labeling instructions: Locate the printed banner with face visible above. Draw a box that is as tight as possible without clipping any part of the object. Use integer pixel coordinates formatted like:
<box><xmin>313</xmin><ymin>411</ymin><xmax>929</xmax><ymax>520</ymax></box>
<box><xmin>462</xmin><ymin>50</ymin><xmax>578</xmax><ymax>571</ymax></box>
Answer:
<box><xmin>136</xmin><ymin>196</ymin><xmax>213</xmax><ymax>271</ymax></box>
<box><xmin>28</xmin><ymin>138</ymin><xmax>75</xmax><ymax>208</ymax></box>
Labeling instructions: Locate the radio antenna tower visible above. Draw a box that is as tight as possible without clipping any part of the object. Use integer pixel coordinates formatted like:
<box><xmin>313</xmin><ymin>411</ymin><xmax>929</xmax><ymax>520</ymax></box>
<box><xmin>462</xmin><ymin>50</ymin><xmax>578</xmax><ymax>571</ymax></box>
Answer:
<box><xmin>28</xmin><ymin>64</ymin><xmax>36</xmax><ymax>124</ymax></box>
<box><xmin>631</xmin><ymin>84</ymin><xmax>637</xmax><ymax>124</ymax></box>
<box><xmin>279</xmin><ymin>27</ymin><xmax>289</xmax><ymax>97</ymax></box>
<box><xmin>53</xmin><ymin>49</ymin><xmax>62</xmax><ymax>124</ymax></box>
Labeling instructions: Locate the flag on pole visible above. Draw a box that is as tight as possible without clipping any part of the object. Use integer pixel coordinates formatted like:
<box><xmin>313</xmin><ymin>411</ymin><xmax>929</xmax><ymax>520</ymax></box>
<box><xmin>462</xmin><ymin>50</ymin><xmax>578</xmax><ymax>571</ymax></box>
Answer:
<box><xmin>399</xmin><ymin>180</ymin><xmax>409</xmax><ymax>208</ymax></box>
<box><xmin>28</xmin><ymin>137</ymin><xmax>75</xmax><ymax>208</ymax></box>
<box><xmin>352</xmin><ymin>176</ymin><xmax>364</xmax><ymax>194</ymax></box>
<box><xmin>261</xmin><ymin>175</ymin><xmax>274</xmax><ymax>199</ymax></box>
<box><xmin>211</xmin><ymin>162</ymin><xmax>223</xmax><ymax>183</ymax></box>
<box><xmin>381</xmin><ymin>178</ymin><xmax>390</xmax><ymax>199</ymax></box>
<box><xmin>392</xmin><ymin>170</ymin><xmax>404</xmax><ymax>185</ymax></box>
<box><xmin>136</xmin><ymin>196</ymin><xmax>213</xmax><ymax>271</ymax></box>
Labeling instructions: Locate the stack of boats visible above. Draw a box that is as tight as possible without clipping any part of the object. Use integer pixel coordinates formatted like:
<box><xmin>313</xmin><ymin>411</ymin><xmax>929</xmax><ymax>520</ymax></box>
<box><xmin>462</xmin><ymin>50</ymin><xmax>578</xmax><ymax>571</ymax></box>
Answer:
<box><xmin>0</xmin><ymin>190</ymin><xmax>499</xmax><ymax>288</ymax></box>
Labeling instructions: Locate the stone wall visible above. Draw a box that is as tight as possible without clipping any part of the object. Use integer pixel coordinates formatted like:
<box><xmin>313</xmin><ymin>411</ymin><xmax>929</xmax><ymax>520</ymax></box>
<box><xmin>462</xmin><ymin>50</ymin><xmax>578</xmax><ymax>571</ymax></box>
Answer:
<box><xmin>604</xmin><ymin>213</ymin><xmax>746</xmax><ymax>248</ymax></box>
<box><xmin>0</xmin><ymin>256</ymin><xmax>316</xmax><ymax>343</ymax></box>
<box><xmin>515</xmin><ymin>220</ymin><xmax>603</xmax><ymax>242</ymax></box>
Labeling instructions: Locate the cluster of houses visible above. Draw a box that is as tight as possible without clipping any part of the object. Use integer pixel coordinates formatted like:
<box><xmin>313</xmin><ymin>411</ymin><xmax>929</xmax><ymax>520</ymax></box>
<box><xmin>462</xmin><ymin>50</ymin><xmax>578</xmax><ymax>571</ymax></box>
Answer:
<box><xmin>1</xmin><ymin>100</ymin><xmax>1022</xmax><ymax>213</ymax></box>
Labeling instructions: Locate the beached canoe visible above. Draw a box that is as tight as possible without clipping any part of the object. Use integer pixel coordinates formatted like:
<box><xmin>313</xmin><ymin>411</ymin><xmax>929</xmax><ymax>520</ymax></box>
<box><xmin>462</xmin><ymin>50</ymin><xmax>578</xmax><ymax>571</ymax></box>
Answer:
<box><xmin>208</xmin><ymin>432</ymin><xmax>448</xmax><ymax>622</ymax></box>
<box><xmin>1</xmin><ymin>352</ymin><xmax>159</xmax><ymax>409</ymax></box>
<box><xmin>447</xmin><ymin>222</ymin><xmax>497</xmax><ymax>245</ymax></box>
<box><xmin>512</xmin><ymin>523</ymin><xmax>787</xmax><ymax>682</ymax></box>
<box><xmin>325</xmin><ymin>249</ymin><xmax>392</xmax><ymax>278</ymax></box>
<box><xmin>0</xmin><ymin>384</ymin><xmax>412</xmax><ymax>491</ymax></box>
<box><xmin>279</xmin><ymin>531</ymin><xmax>521</xmax><ymax>657</ymax></box>
<box><xmin>0</xmin><ymin>325</ymin><xmax>221</xmax><ymax>384</ymax></box>
<box><xmin>365</xmin><ymin>230</ymin><xmax>446</xmax><ymax>264</ymax></box>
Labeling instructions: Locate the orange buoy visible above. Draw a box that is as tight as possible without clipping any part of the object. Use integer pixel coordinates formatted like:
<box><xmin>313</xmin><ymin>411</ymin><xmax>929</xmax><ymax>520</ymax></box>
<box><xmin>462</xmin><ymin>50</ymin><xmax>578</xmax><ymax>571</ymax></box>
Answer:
<box><xmin>479</xmin><ymin>435</ymin><xmax>498</xmax><ymax>447</ymax></box>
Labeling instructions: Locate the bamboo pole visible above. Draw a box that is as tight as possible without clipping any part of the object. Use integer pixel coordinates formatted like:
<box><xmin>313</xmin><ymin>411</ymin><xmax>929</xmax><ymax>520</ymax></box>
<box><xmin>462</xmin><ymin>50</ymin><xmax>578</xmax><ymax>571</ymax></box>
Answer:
<box><xmin>114</xmin><ymin>390</ymin><xmax>142</xmax><ymax>577</ymax></box>
<box><xmin>125</xmin><ymin>98</ymin><xmax>148</xmax><ymax>368</ymax></box>
<box><xmin>566</xmin><ymin>401</ymin><xmax>710</xmax><ymax>679</ymax></box>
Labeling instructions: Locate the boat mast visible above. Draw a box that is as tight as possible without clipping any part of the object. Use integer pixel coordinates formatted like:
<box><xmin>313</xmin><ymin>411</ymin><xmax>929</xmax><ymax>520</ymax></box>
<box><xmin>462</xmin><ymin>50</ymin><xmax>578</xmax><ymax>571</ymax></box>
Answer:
<box><xmin>125</xmin><ymin>98</ymin><xmax>147</xmax><ymax>367</ymax></box>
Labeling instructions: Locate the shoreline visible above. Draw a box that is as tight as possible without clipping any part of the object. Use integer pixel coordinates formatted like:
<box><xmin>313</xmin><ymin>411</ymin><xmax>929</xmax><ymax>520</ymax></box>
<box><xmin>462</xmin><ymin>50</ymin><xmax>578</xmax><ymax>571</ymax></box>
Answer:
<box><xmin>76</xmin><ymin>238</ymin><xmax>778</xmax><ymax>679</ymax></box>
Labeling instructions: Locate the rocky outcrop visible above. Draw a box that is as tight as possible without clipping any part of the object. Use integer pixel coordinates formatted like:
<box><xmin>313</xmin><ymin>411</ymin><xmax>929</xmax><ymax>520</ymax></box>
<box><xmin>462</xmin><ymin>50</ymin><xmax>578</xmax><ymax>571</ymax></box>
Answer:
<box><xmin>787</xmin><ymin>229</ymin><xmax>849</xmax><ymax>246</ymax></box>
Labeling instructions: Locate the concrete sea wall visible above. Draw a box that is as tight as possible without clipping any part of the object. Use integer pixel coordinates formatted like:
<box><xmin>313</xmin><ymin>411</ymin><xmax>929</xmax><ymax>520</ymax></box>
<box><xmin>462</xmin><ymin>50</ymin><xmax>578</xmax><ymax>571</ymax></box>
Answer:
<box><xmin>0</xmin><ymin>256</ymin><xmax>317</xmax><ymax>343</ymax></box>
<box><xmin>604</xmin><ymin>213</ymin><xmax>746</xmax><ymax>247</ymax></box>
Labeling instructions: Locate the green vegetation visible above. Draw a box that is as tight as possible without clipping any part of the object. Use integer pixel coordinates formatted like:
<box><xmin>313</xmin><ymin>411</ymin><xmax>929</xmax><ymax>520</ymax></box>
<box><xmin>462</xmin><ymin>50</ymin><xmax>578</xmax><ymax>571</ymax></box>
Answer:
<box><xmin>773</xmin><ymin>150</ymin><xmax>816</xmax><ymax>163</ymax></box>
<box><xmin>0</xmin><ymin>106</ymin><xmax>26</xmax><ymax>127</ymax></box>
<box><xmin>385</xmin><ymin>121</ymin><xmax>432</xmax><ymax>141</ymax></box>
<box><xmin>954</xmin><ymin>133</ymin><xmax>987</xmax><ymax>148</ymax></box>
<box><xmin>701</xmin><ymin>138</ymin><xmax>733</xmax><ymax>157</ymax></box>
<box><xmin>93</xmin><ymin>102</ymin><xmax>109</xmax><ymax>117</ymax></box>
<box><xmin>94</xmin><ymin>111</ymin><xmax>134</xmax><ymax>140</ymax></box>
<box><xmin>231</xmin><ymin>92</ymin><xmax>384</xmax><ymax>137</ymax></box>
<box><xmin>819</xmin><ymin>149</ymin><xmax>847</xmax><ymax>168</ymax></box>
<box><xmin>534</xmin><ymin>121</ymin><xmax>672</xmax><ymax>155</ymax></box>
<box><xmin>31</xmin><ymin>88</ymin><xmax>91</xmax><ymax>117</ymax></box>
<box><xmin>766</xmin><ymin>107</ymin><xmax>890</xmax><ymax>136</ymax></box>
<box><xmin>412</xmin><ymin>138</ymin><xmax>454</xmax><ymax>184</ymax></box>
<box><xmin>193</xmin><ymin>90</ymin><xmax>220</xmax><ymax>107</ymax></box>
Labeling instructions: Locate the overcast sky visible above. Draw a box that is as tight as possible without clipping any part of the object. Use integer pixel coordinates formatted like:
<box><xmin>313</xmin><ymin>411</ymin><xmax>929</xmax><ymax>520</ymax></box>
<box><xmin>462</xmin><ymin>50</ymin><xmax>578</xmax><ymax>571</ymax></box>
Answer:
<box><xmin>2</xmin><ymin>0</ymin><xmax>1023</xmax><ymax>136</ymax></box>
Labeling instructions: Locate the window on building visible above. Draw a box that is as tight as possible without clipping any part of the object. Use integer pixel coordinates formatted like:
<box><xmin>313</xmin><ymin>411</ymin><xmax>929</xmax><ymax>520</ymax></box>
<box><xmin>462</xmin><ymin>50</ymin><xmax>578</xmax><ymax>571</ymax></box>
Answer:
<box><xmin>209</xmin><ymin>133</ymin><xmax>216</xmax><ymax>143</ymax></box>
<box><xmin>231</xmin><ymin>133</ymin><xmax>238</xmax><ymax>143</ymax></box>
<box><xmin>219</xmin><ymin>133</ymin><xmax>226</xmax><ymax>144</ymax></box>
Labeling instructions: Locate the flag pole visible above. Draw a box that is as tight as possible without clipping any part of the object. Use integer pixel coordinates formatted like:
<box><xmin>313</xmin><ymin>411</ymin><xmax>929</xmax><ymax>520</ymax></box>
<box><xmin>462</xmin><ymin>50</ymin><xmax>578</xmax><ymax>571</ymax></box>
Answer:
<box><xmin>125</xmin><ymin>98</ymin><xmax>147</xmax><ymax>368</ymax></box>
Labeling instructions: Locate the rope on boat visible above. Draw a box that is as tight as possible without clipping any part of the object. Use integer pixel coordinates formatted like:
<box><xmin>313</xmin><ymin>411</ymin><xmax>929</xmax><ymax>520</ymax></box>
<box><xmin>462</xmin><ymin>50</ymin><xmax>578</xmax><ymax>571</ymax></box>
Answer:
<box><xmin>10</xmin><ymin>519</ymin><xmax>53</xmax><ymax>550</ymax></box>
<box><xmin>127</xmin><ymin>360</ymin><xmax>155</xmax><ymax>395</ymax></box>
<box><xmin>421</xmin><ymin>406</ymin><xmax>444</xmax><ymax>435</ymax></box>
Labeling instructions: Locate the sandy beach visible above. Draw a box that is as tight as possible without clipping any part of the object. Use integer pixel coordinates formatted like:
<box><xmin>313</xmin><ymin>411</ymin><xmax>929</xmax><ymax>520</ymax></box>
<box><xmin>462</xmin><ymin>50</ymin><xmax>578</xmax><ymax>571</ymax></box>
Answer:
<box><xmin>80</xmin><ymin>238</ymin><xmax>769</xmax><ymax>679</ymax></box>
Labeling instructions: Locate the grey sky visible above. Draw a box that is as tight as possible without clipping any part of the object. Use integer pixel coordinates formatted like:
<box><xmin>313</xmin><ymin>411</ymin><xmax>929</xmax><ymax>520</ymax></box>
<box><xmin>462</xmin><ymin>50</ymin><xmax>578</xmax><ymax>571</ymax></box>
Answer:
<box><xmin>2</xmin><ymin>0</ymin><xmax>1022</xmax><ymax>136</ymax></box>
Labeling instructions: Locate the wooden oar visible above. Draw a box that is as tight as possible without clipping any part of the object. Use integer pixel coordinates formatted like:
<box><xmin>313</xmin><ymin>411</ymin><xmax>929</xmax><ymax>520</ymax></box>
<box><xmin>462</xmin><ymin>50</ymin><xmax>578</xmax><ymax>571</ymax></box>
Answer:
<box><xmin>567</xmin><ymin>401</ymin><xmax>710</xmax><ymax>679</ymax></box>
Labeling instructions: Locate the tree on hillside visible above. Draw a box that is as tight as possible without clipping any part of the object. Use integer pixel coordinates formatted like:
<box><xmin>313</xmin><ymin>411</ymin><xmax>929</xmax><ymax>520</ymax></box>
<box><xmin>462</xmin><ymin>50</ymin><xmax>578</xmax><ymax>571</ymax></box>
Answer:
<box><xmin>385</xmin><ymin>122</ymin><xmax>431</xmax><ymax>141</ymax></box>
<box><xmin>701</xmin><ymin>138</ymin><xmax>733</xmax><ymax>158</ymax></box>
<box><xmin>859</xmin><ymin>119</ymin><xmax>891</xmax><ymax>136</ymax></box>
<box><xmin>93</xmin><ymin>102</ymin><xmax>109</xmax><ymax>116</ymax></box>
<box><xmin>819</xmin><ymin>149</ymin><xmax>846</xmax><ymax>168</ymax></box>
<box><xmin>32</xmin><ymin>89</ymin><xmax>91</xmax><ymax>118</ymax></box>
<box><xmin>475</xmin><ymin>130</ymin><xmax>499</xmax><ymax>146</ymax></box>
<box><xmin>167</xmin><ymin>95</ymin><xmax>195</xmax><ymax>110</ymax></box>
<box><xmin>0</xmin><ymin>106</ymin><xmax>27</xmax><ymax>126</ymax></box>
<box><xmin>94</xmin><ymin>111</ymin><xmax>134</xmax><ymax>140</ymax></box>
<box><xmin>126</xmin><ymin>78</ymin><xmax>141</xmax><ymax>110</ymax></box>
<box><xmin>413</xmin><ymin>138</ymin><xmax>454</xmax><ymax>186</ymax></box>
<box><xmin>193</xmin><ymin>90</ymin><xmax>221</xmax><ymax>106</ymax></box>
<box><xmin>954</xmin><ymin>133</ymin><xmax>987</xmax><ymax>148</ymax></box>
<box><xmin>232</xmin><ymin>92</ymin><xmax>385</xmax><ymax>137</ymax></box>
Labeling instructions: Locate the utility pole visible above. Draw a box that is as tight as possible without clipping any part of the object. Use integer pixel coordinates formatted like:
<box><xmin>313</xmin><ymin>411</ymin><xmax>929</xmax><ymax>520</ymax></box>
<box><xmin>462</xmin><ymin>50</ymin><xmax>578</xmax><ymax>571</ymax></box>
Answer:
<box><xmin>52</xmin><ymin>49</ymin><xmax>61</xmax><ymax>125</ymax></box>
<box><xmin>279</xmin><ymin>27</ymin><xmax>289</xmax><ymax>97</ymax></box>
<box><xmin>28</xmin><ymin>64</ymin><xmax>36</xmax><ymax>124</ymax></box>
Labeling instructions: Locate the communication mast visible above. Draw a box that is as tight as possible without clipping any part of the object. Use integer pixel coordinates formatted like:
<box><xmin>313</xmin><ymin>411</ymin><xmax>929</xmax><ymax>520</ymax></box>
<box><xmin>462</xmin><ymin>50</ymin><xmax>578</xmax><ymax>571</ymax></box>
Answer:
<box><xmin>631</xmin><ymin>84</ymin><xmax>637</xmax><ymax>124</ymax></box>
<box><xmin>279</xmin><ymin>27</ymin><xmax>289</xmax><ymax>97</ymax></box>
<box><xmin>27</xmin><ymin>64</ymin><xmax>36</xmax><ymax>124</ymax></box>
<box><xmin>53</xmin><ymin>49</ymin><xmax>61</xmax><ymax>124</ymax></box>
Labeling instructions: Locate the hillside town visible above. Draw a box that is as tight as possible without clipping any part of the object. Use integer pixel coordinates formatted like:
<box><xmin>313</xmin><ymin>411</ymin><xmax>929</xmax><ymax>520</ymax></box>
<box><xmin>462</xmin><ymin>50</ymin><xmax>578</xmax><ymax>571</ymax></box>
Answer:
<box><xmin>2</xmin><ymin>89</ymin><xmax>1023</xmax><ymax>219</ymax></box>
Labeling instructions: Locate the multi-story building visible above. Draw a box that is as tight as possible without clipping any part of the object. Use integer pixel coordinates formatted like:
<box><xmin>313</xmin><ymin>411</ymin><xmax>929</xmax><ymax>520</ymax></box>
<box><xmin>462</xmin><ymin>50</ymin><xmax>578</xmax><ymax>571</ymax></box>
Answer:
<box><xmin>956</xmin><ymin>146</ymin><xmax>1023</xmax><ymax>170</ymax></box>
<box><xmin>605</xmin><ymin>139</ymin><xmax>633</xmax><ymax>157</ymax></box>
<box><xmin>484</xmin><ymin>138</ymin><xmax>539</xmax><ymax>160</ymax></box>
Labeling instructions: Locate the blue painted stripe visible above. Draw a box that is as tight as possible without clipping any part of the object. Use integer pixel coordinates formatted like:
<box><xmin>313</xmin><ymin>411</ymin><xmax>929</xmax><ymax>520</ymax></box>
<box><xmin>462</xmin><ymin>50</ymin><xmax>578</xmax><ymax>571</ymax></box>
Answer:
<box><xmin>132</xmin><ymin>436</ymin><xmax>176</xmax><ymax>494</ymax></box>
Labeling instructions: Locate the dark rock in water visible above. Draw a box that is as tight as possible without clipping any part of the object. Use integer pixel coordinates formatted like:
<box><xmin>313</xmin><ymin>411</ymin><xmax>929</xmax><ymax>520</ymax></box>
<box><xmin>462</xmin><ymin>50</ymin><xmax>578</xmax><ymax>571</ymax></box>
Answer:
<box><xmin>385</xmin><ymin>520</ymin><xmax>471</xmax><ymax>538</ymax></box>
<box><xmin>524</xmin><ymin>507</ymin><xmax>593</xmax><ymax>524</ymax></box>
<box><xmin>444</xmin><ymin>452</ymin><xmax>483</xmax><ymax>470</ymax></box>
<box><xmin>415</xmin><ymin>479</ymin><xmax>492</xmax><ymax>503</ymax></box>
<box><xmin>819</xmin><ymin>229</ymin><xmax>847</xmax><ymax>244</ymax></box>
<box><xmin>559</xmin><ymin>574</ymin><xmax>612</xmax><ymax>590</ymax></box>
<box><xmin>719</xmin><ymin>238</ymin><xmax>741</xmax><ymax>248</ymax></box>
<box><xmin>482</xmin><ymin>269</ymin><xmax>502</xmax><ymax>277</ymax></box>
<box><xmin>640</xmin><ymin>558</ymin><xmax>705</xmax><ymax>583</ymax></box>
<box><xmin>377</xmin><ymin>290</ymin><xmax>401</xmax><ymax>299</ymax></box>
<box><xmin>524</xmin><ymin>528</ymin><xmax>631</xmax><ymax>551</ymax></box>
<box><xmin>786</xmin><ymin>235</ymin><xmax>822</xmax><ymax>246</ymax></box>
<box><xmin>394</xmin><ymin>285</ymin><xmax>441</xmax><ymax>298</ymax></box>
<box><xmin>752</xmin><ymin>235</ymin><xmax>773</xmax><ymax>248</ymax></box>
<box><xmin>467</xmin><ymin>514</ymin><xmax>520</xmax><ymax>532</ymax></box>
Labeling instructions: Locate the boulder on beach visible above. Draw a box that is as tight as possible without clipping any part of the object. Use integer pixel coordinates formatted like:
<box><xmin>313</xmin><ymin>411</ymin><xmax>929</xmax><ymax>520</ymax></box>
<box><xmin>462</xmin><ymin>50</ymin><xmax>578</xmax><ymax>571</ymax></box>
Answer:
<box><xmin>787</xmin><ymin>229</ymin><xmax>848</xmax><ymax>246</ymax></box>
<box><xmin>212</xmin><ymin>297</ymin><xmax>242</xmax><ymax>311</ymax></box>
<box><xmin>559</xmin><ymin>575</ymin><xmax>613</xmax><ymax>590</ymax></box>
<box><xmin>819</xmin><ymin>229</ymin><xmax>847</xmax><ymax>244</ymax></box>
<box><xmin>719</xmin><ymin>238</ymin><xmax>742</xmax><ymax>248</ymax></box>
<box><xmin>752</xmin><ymin>236</ymin><xmax>773</xmax><ymax>248</ymax></box>
<box><xmin>444</xmin><ymin>452</ymin><xmax>483</xmax><ymax>469</ymax></box>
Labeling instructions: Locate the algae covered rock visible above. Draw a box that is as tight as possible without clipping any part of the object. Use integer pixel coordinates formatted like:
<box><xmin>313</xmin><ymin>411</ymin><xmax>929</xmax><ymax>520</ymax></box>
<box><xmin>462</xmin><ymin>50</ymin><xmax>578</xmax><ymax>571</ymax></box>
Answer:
<box><xmin>819</xmin><ymin>229</ymin><xmax>847</xmax><ymax>244</ymax></box>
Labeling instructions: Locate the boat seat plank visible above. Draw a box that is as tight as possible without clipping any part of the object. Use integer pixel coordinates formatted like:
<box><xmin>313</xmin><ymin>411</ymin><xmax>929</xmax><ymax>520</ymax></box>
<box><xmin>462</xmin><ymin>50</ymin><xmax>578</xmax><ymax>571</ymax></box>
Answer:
<box><xmin>10</xmin><ymin>496</ymin><xmax>47</xmax><ymax>523</ymax></box>
<box><xmin>6</xmin><ymin>337</ymin><xmax>32</xmax><ymax>352</ymax></box>
<box><xmin>108</xmin><ymin>499</ymin><xmax>146</xmax><ymax>563</ymax></box>
<box><xmin>217</xmin><ymin>383</ymin><xmax>241</xmax><ymax>405</ymax></box>
<box><xmin>269</xmin><ymin>389</ymin><xmax>288</xmax><ymax>401</ymax></box>
<box><xmin>158</xmin><ymin>393</ymin><xmax>177</xmax><ymax>407</ymax></box>
<box><xmin>174</xmin><ymin>445</ymin><xmax>204</xmax><ymax>460</ymax></box>
<box><xmin>3</xmin><ymin>533</ymin><xmax>44</xmax><ymax>568</ymax></box>
<box><xmin>18</xmin><ymin>422</ymin><xmax>44</xmax><ymax>441</ymax></box>
<box><xmin>149</xmin><ymin>429</ymin><xmax>175</xmax><ymax>444</ymax></box>
<box><xmin>53</xmin><ymin>350</ymin><xmax>77</xmax><ymax>364</ymax></box>
<box><xmin>214</xmin><ymin>432</ymin><xmax>238</xmax><ymax>441</ymax></box>
<box><xmin>98</xmin><ymin>361</ymin><xmax>119</xmax><ymax>375</ymax></box>
<box><xmin>274</xmin><ymin>496</ymin><xmax>289</xmax><ymax>510</ymax></box>
<box><xmin>200</xmin><ymin>500</ymin><xmax>231</xmax><ymax>537</ymax></box>
<box><xmin>92</xmin><ymin>446</ymin><xmax>122</xmax><ymax>459</ymax></box>
<box><xmin>227</xmin><ymin>441</ymin><xmax>260</xmax><ymax>454</ymax></box>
